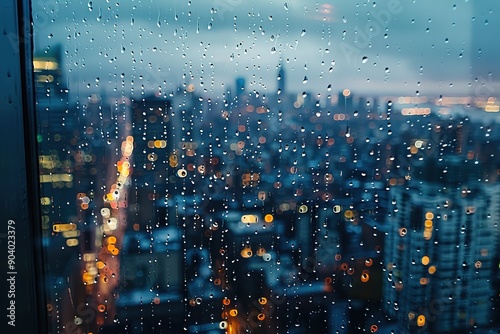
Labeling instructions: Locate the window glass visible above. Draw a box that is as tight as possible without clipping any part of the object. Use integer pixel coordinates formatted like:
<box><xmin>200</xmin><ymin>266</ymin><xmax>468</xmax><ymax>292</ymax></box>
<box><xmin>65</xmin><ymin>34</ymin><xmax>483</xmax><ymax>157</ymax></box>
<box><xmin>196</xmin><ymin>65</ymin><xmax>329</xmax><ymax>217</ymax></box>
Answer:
<box><xmin>32</xmin><ymin>1</ymin><xmax>500</xmax><ymax>333</ymax></box>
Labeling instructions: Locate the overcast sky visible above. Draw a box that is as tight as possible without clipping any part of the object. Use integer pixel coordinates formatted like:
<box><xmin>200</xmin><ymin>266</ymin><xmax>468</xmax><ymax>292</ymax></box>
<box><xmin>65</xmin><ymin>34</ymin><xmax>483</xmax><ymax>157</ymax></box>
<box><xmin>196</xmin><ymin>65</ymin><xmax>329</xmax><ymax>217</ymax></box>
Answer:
<box><xmin>33</xmin><ymin>0</ymin><xmax>500</xmax><ymax>99</ymax></box>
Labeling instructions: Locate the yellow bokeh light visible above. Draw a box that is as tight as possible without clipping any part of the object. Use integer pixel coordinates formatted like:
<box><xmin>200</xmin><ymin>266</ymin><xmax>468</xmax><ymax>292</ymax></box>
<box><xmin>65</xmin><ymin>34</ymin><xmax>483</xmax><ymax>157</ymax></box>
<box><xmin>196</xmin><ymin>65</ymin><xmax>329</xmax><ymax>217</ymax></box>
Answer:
<box><xmin>425</xmin><ymin>212</ymin><xmax>434</xmax><ymax>220</ymax></box>
<box><xmin>421</xmin><ymin>256</ymin><xmax>430</xmax><ymax>266</ymax></box>
<box><xmin>240</xmin><ymin>247</ymin><xmax>253</xmax><ymax>258</ymax></box>
<box><xmin>241</xmin><ymin>214</ymin><xmax>258</xmax><ymax>223</ymax></box>
<box><xmin>66</xmin><ymin>238</ymin><xmax>79</xmax><ymax>247</ymax></box>
<box><xmin>428</xmin><ymin>265</ymin><xmax>436</xmax><ymax>274</ymax></box>
<box><xmin>82</xmin><ymin>272</ymin><xmax>95</xmax><ymax>285</ymax></box>
<box><xmin>417</xmin><ymin>315</ymin><xmax>426</xmax><ymax>327</ymax></box>
<box><xmin>361</xmin><ymin>273</ymin><xmax>370</xmax><ymax>283</ymax></box>
<box><xmin>53</xmin><ymin>223</ymin><xmax>77</xmax><ymax>232</ymax></box>
<box><xmin>33</xmin><ymin>59</ymin><xmax>58</xmax><ymax>71</ymax></box>
<box><xmin>264</xmin><ymin>214</ymin><xmax>274</xmax><ymax>223</ymax></box>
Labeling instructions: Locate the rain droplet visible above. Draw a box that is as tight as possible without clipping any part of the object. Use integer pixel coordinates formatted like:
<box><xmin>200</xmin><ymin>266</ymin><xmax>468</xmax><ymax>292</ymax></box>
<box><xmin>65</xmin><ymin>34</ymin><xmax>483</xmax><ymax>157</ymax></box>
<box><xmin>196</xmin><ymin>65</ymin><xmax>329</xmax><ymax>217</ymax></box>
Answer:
<box><xmin>284</xmin><ymin>3</ymin><xmax>289</xmax><ymax>10</ymax></box>
<box><xmin>301</xmin><ymin>29</ymin><xmax>306</xmax><ymax>36</ymax></box>
<box><xmin>362</xmin><ymin>56</ymin><xmax>368</xmax><ymax>63</ymax></box>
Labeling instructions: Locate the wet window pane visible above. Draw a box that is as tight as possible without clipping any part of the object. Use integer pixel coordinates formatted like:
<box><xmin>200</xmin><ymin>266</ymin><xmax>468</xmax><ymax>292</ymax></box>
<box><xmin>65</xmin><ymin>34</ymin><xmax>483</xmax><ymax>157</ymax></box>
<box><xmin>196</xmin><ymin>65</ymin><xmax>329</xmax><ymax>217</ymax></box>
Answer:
<box><xmin>32</xmin><ymin>1</ymin><xmax>500</xmax><ymax>333</ymax></box>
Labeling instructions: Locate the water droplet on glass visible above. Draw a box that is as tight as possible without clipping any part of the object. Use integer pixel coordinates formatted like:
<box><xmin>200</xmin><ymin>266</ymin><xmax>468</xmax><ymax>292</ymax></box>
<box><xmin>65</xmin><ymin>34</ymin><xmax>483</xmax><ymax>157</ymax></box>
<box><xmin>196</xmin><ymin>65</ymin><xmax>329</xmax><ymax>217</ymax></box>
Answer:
<box><xmin>301</xmin><ymin>29</ymin><xmax>306</xmax><ymax>36</ymax></box>
<box><xmin>362</xmin><ymin>56</ymin><xmax>368</xmax><ymax>63</ymax></box>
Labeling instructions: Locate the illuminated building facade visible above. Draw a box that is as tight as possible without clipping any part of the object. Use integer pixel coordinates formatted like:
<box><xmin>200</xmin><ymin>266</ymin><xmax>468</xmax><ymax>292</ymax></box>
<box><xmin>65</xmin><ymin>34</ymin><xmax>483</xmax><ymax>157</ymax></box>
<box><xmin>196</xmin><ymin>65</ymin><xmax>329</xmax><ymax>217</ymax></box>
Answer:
<box><xmin>383</xmin><ymin>170</ymin><xmax>499</xmax><ymax>332</ymax></box>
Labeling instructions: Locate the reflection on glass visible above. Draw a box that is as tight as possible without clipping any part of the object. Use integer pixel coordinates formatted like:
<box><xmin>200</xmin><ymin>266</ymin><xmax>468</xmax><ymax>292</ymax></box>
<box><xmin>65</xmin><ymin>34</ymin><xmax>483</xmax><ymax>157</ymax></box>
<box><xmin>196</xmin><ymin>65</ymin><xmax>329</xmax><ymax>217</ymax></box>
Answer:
<box><xmin>32</xmin><ymin>0</ymin><xmax>500</xmax><ymax>333</ymax></box>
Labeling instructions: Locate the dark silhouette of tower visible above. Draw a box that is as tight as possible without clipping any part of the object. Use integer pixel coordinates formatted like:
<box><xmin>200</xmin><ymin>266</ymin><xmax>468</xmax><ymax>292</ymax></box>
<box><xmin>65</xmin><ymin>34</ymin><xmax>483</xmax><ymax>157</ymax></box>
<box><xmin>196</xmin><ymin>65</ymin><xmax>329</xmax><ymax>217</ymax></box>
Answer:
<box><xmin>277</xmin><ymin>63</ymin><xmax>286</xmax><ymax>94</ymax></box>
<box><xmin>235</xmin><ymin>76</ymin><xmax>246</xmax><ymax>96</ymax></box>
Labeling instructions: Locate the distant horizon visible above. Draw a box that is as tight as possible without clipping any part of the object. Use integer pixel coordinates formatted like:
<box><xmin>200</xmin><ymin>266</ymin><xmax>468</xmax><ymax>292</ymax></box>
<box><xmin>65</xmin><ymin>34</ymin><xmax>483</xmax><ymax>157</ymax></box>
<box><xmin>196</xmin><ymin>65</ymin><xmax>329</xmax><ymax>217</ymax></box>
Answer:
<box><xmin>32</xmin><ymin>0</ymin><xmax>500</xmax><ymax>101</ymax></box>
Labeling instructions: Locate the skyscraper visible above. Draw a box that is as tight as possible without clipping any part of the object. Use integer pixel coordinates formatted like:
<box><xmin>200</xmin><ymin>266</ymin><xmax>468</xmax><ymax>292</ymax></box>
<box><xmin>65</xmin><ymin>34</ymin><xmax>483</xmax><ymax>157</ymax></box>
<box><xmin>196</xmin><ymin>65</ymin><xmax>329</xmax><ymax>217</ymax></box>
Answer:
<box><xmin>235</xmin><ymin>76</ymin><xmax>246</xmax><ymax>96</ymax></box>
<box><xmin>277</xmin><ymin>63</ymin><xmax>286</xmax><ymax>94</ymax></box>
<box><xmin>383</xmin><ymin>163</ymin><xmax>499</xmax><ymax>333</ymax></box>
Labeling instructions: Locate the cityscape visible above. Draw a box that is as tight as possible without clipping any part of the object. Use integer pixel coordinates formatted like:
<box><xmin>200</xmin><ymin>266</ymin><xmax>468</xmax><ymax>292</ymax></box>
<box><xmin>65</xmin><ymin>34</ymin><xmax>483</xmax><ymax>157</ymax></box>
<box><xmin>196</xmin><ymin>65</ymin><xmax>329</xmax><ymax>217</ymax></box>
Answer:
<box><xmin>34</xmin><ymin>43</ymin><xmax>500</xmax><ymax>334</ymax></box>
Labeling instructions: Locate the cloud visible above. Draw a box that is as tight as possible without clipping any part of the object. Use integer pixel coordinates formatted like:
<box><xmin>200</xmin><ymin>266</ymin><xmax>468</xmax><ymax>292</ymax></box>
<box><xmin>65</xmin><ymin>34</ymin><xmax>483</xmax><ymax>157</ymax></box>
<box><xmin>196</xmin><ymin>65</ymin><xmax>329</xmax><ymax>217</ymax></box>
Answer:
<box><xmin>33</xmin><ymin>0</ymin><xmax>500</xmax><ymax>98</ymax></box>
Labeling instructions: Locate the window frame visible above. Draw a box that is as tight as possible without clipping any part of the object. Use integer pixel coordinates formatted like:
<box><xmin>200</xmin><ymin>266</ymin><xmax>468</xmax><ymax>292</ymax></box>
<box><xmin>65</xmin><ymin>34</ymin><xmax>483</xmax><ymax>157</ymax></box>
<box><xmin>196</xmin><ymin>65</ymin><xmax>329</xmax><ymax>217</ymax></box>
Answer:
<box><xmin>0</xmin><ymin>0</ymin><xmax>48</xmax><ymax>332</ymax></box>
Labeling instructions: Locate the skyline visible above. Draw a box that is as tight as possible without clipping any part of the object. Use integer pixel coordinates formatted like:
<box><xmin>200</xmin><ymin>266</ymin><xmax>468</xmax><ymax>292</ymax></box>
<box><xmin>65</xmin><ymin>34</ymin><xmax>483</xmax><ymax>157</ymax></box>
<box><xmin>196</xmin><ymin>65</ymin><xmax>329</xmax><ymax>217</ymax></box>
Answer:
<box><xmin>5</xmin><ymin>1</ymin><xmax>500</xmax><ymax>333</ymax></box>
<box><xmin>32</xmin><ymin>0</ymin><xmax>500</xmax><ymax>99</ymax></box>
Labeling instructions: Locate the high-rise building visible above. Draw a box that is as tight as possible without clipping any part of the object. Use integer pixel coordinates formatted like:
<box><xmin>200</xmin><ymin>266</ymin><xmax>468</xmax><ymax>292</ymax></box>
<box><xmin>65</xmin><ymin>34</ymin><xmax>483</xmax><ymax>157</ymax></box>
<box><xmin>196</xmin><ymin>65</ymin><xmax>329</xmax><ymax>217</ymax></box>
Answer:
<box><xmin>383</xmin><ymin>164</ymin><xmax>499</xmax><ymax>332</ymax></box>
<box><xmin>235</xmin><ymin>76</ymin><xmax>246</xmax><ymax>96</ymax></box>
<box><xmin>277</xmin><ymin>64</ymin><xmax>286</xmax><ymax>94</ymax></box>
<box><xmin>34</xmin><ymin>44</ymin><xmax>73</xmax><ymax>140</ymax></box>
